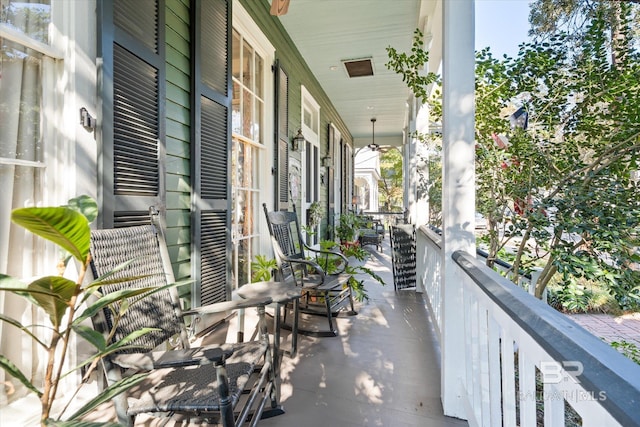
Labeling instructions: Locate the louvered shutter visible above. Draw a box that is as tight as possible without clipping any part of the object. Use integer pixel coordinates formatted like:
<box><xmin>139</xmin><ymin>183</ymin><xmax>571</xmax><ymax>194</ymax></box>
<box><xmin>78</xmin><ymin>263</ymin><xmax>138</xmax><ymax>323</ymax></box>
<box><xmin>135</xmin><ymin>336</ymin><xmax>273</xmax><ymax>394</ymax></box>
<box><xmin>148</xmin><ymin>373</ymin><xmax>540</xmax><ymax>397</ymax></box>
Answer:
<box><xmin>99</xmin><ymin>0</ymin><xmax>165</xmax><ymax>227</ymax></box>
<box><xmin>192</xmin><ymin>0</ymin><xmax>232</xmax><ymax>306</ymax></box>
<box><xmin>274</xmin><ymin>62</ymin><xmax>289</xmax><ymax>210</ymax></box>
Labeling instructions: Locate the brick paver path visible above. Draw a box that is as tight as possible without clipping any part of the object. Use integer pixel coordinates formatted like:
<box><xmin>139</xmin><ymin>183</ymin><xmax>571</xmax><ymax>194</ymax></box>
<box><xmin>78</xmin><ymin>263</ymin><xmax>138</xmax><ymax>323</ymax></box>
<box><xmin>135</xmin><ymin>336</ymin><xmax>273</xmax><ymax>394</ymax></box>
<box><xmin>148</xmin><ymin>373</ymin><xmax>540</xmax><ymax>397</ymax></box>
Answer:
<box><xmin>567</xmin><ymin>312</ymin><xmax>640</xmax><ymax>348</ymax></box>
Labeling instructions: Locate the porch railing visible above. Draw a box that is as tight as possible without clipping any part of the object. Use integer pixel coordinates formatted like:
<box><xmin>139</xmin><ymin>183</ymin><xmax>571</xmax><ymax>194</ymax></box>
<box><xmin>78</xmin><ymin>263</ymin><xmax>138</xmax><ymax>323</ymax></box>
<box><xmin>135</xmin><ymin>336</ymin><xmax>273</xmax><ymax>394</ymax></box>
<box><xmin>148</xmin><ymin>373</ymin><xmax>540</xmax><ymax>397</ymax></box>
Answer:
<box><xmin>416</xmin><ymin>225</ymin><xmax>640</xmax><ymax>427</ymax></box>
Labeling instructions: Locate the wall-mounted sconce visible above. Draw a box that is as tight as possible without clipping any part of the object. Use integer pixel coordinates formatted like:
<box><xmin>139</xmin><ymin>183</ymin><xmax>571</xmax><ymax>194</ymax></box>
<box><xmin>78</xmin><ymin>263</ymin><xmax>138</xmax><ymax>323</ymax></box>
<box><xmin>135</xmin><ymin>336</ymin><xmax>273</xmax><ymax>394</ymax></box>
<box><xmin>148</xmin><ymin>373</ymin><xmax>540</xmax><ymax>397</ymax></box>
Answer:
<box><xmin>321</xmin><ymin>154</ymin><xmax>333</xmax><ymax>168</ymax></box>
<box><xmin>291</xmin><ymin>128</ymin><xmax>305</xmax><ymax>152</ymax></box>
<box><xmin>320</xmin><ymin>172</ymin><xmax>326</xmax><ymax>186</ymax></box>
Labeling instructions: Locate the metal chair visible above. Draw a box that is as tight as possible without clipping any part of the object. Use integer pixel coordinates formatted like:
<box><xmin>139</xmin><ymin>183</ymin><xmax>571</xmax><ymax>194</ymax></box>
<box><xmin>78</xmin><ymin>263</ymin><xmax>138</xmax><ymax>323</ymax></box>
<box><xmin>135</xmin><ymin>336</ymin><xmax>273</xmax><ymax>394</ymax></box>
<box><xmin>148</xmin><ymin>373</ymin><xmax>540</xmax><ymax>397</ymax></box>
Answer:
<box><xmin>262</xmin><ymin>203</ymin><xmax>356</xmax><ymax>337</ymax></box>
<box><xmin>88</xmin><ymin>209</ymin><xmax>284</xmax><ymax>426</ymax></box>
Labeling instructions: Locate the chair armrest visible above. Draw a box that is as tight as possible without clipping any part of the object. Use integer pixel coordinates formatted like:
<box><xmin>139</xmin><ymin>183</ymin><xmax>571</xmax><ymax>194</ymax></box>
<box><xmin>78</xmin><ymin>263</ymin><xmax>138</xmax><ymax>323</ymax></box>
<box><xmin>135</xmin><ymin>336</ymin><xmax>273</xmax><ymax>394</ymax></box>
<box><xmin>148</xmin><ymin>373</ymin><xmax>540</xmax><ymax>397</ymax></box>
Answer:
<box><xmin>181</xmin><ymin>296</ymin><xmax>273</xmax><ymax>317</ymax></box>
<box><xmin>282</xmin><ymin>256</ymin><xmax>327</xmax><ymax>282</ymax></box>
<box><xmin>113</xmin><ymin>346</ymin><xmax>235</xmax><ymax>370</ymax></box>
<box><xmin>304</xmin><ymin>244</ymin><xmax>349</xmax><ymax>274</ymax></box>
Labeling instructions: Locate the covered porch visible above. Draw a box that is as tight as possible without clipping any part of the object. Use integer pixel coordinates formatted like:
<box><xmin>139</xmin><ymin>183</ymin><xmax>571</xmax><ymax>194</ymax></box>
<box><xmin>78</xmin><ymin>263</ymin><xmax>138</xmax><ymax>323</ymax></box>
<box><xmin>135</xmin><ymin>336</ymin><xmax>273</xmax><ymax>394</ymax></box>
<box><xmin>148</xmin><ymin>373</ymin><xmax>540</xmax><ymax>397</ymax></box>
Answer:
<box><xmin>72</xmin><ymin>238</ymin><xmax>467</xmax><ymax>427</ymax></box>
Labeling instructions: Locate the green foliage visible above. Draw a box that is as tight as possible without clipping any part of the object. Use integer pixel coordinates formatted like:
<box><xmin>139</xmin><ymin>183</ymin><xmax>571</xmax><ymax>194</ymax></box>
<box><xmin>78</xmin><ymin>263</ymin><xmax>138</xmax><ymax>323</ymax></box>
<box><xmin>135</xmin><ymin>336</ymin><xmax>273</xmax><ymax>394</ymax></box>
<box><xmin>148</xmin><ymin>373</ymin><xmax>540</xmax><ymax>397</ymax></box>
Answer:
<box><xmin>611</xmin><ymin>340</ymin><xmax>640</xmax><ymax>365</ymax></box>
<box><xmin>334</xmin><ymin>212</ymin><xmax>365</xmax><ymax>243</ymax></box>
<box><xmin>317</xmin><ymin>239</ymin><xmax>385</xmax><ymax>302</ymax></box>
<box><xmin>0</xmin><ymin>197</ymin><xmax>161</xmax><ymax>425</ymax></box>
<box><xmin>528</xmin><ymin>0</ymin><xmax>640</xmax><ymax>60</ymax></box>
<box><xmin>307</xmin><ymin>201</ymin><xmax>324</xmax><ymax>228</ymax></box>
<box><xmin>388</xmin><ymin>10</ymin><xmax>640</xmax><ymax>307</ymax></box>
<box><xmin>378</xmin><ymin>148</ymin><xmax>404</xmax><ymax>211</ymax></box>
<box><xmin>251</xmin><ymin>254</ymin><xmax>277</xmax><ymax>282</ymax></box>
<box><xmin>547</xmin><ymin>280</ymin><xmax>593</xmax><ymax>313</ymax></box>
<box><xmin>386</xmin><ymin>29</ymin><xmax>439</xmax><ymax>105</ymax></box>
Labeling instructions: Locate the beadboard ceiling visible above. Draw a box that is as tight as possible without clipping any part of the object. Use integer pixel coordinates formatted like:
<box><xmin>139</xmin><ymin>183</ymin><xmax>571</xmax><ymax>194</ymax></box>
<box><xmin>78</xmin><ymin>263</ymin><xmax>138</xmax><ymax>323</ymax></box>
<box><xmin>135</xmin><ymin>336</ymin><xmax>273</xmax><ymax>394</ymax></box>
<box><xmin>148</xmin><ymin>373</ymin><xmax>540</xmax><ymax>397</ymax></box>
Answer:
<box><xmin>275</xmin><ymin>0</ymin><xmax>441</xmax><ymax>148</ymax></box>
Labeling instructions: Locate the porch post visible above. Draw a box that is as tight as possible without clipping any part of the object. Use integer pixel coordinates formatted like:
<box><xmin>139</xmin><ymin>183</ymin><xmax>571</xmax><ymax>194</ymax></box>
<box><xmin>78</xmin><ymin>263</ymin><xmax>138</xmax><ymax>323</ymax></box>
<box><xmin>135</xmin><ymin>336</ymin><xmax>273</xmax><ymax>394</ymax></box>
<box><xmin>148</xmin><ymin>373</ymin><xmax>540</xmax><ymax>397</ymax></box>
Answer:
<box><xmin>441</xmin><ymin>0</ymin><xmax>475</xmax><ymax>420</ymax></box>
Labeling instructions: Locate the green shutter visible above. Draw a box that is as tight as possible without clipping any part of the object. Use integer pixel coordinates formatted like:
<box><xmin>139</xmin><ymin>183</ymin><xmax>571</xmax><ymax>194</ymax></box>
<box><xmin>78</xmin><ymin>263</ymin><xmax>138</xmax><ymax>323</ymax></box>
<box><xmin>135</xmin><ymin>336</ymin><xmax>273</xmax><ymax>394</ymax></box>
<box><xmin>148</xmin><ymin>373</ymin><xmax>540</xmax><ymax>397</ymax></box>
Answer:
<box><xmin>98</xmin><ymin>0</ymin><xmax>166</xmax><ymax>227</ymax></box>
<box><xmin>274</xmin><ymin>62</ymin><xmax>289</xmax><ymax>209</ymax></box>
<box><xmin>192</xmin><ymin>0</ymin><xmax>232</xmax><ymax>306</ymax></box>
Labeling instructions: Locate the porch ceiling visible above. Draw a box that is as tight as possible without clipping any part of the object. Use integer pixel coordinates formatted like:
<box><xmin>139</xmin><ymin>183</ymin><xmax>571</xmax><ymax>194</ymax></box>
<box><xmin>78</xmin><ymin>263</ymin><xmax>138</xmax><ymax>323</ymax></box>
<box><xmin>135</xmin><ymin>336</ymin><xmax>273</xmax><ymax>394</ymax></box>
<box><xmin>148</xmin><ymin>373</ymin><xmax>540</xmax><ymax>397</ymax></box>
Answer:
<box><xmin>275</xmin><ymin>0</ymin><xmax>440</xmax><ymax>149</ymax></box>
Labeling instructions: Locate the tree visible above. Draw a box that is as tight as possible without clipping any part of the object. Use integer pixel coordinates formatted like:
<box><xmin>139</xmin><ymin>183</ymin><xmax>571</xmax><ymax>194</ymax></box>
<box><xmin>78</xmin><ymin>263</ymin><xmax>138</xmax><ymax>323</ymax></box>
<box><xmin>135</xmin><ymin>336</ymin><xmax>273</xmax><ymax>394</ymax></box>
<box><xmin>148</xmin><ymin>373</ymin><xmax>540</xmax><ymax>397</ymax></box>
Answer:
<box><xmin>387</xmin><ymin>13</ymin><xmax>640</xmax><ymax>308</ymax></box>
<box><xmin>529</xmin><ymin>0</ymin><xmax>640</xmax><ymax>67</ymax></box>
<box><xmin>378</xmin><ymin>148</ymin><xmax>403</xmax><ymax>210</ymax></box>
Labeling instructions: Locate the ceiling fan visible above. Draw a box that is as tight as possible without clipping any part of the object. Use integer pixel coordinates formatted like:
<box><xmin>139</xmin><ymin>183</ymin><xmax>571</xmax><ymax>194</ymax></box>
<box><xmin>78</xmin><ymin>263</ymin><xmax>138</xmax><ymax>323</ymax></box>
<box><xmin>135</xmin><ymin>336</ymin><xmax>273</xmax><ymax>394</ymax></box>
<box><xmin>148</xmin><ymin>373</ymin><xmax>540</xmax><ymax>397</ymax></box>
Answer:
<box><xmin>270</xmin><ymin>0</ymin><xmax>290</xmax><ymax>16</ymax></box>
<box><xmin>367</xmin><ymin>118</ymin><xmax>394</xmax><ymax>154</ymax></box>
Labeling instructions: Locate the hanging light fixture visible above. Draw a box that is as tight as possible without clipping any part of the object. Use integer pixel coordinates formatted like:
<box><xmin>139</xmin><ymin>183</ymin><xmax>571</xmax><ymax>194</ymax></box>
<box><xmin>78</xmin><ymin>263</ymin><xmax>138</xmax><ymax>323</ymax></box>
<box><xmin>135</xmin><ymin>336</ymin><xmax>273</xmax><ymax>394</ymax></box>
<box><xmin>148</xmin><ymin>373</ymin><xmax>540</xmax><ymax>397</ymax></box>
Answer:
<box><xmin>367</xmin><ymin>118</ymin><xmax>379</xmax><ymax>151</ymax></box>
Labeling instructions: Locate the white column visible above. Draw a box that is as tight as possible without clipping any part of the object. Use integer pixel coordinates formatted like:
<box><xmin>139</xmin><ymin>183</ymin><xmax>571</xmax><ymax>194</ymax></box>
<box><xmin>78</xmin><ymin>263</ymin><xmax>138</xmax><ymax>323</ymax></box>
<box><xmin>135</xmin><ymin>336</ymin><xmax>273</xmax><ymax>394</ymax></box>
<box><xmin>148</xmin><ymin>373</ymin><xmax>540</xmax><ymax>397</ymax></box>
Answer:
<box><xmin>441</xmin><ymin>0</ymin><xmax>475</xmax><ymax>419</ymax></box>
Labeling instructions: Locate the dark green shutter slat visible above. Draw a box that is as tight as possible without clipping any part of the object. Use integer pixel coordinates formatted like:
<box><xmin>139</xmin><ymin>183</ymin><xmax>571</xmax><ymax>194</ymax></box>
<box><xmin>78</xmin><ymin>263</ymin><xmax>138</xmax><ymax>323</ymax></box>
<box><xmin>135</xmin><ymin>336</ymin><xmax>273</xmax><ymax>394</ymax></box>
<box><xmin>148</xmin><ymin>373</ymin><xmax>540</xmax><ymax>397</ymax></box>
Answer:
<box><xmin>275</xmin><ymin>65</ymin><xmax>289</xmax><ymax>207</ymax></box>
<box><xmin>114</xmin><ymin>212</ymin><xmax>152</xmax><ymax>228</ymax></box>
<box><xmin>201</xmin><ymin>96</ymin><xmax>227</xmax><ymax>200</ymax></box>
<box><xmin>200</xmin><ymin>0</ymin><xmax>228</xmax><ymax>95</ymax></box>
<box><xmin>279</xmin><ymin>139</ymin><xmax>288</xmax><ymax>202</ymax></box>
<box><xmin>114</xmin><ymin>0</ymin><xmax>158</xmax><ymax>53</ymax></box>
<box><xmin>200</xmin><ymin>211</ymin><xmax>227</xmax><ymax>305</ymax></box>
<box><xmin>113</xmin><ymin>44</ymin><xmax>159</xmax><ymax>196</ymax></box>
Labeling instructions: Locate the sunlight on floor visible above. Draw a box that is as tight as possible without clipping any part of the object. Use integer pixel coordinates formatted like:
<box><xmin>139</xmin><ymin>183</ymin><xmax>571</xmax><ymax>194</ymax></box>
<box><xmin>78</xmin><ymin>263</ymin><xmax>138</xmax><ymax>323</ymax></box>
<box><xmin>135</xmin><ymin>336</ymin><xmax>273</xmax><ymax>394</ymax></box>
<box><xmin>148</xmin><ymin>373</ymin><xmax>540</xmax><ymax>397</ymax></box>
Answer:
<box><xmin>354</xmin><ymin>371</ymin><xmax>384</xmax><ymax>404</ymax></box>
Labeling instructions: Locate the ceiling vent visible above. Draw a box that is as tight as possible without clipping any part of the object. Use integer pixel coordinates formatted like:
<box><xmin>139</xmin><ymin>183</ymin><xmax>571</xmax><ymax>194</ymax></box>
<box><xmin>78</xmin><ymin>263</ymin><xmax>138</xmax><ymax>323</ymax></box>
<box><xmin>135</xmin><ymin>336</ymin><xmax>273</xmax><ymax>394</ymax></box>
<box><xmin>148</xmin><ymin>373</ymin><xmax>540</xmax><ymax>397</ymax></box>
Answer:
<box><xmin>342</xmin><ymin>58</ymin><xmax>374</xmax><ymax>78</ymax></box>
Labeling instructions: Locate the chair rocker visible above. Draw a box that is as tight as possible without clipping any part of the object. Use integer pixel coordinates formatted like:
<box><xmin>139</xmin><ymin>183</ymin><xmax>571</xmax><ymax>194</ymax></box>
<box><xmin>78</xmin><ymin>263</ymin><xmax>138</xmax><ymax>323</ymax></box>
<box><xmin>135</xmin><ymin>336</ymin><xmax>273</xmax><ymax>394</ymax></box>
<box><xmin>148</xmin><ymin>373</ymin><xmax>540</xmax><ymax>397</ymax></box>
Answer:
<box><xmin>88</xmin><ymin>210</ymin><xmax>284</xmax><ymax>426</ymax></box>
<box><xmin>262</xmin><ymin>203</ymin><xmax>356</xmax><ymax>338</ymax></box>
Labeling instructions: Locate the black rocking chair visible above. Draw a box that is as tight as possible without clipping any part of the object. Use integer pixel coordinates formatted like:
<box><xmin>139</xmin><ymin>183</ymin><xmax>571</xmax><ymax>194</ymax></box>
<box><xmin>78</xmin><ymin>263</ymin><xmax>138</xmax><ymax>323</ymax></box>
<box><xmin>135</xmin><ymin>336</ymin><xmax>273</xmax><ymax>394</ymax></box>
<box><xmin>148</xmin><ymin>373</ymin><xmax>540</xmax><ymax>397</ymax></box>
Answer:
<box><xmin>263</xmin><ymin>203</ymin><xmax>356</xmax><ymax>337</ymax></box>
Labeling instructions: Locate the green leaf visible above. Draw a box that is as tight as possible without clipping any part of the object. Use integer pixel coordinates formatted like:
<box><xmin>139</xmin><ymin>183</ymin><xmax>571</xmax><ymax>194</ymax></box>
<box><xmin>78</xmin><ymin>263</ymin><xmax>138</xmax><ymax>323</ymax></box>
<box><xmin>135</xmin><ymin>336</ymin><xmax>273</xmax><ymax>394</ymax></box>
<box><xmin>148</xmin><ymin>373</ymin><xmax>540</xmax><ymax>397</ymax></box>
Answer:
<box><xmin>73</xmin><ymin>286</ymin><xmax>158</xmax><ymax>326</ymax></box>
<box><xmin>105</xmin><ymin>328</ymin><xmax>160</xmax><ymax>353</ymax></box>
<box><xmin>11</xmin><ymin>206</ymin><xmax>90</xmax><ymax>263</ymax></box>
<box><xmin>0</xmin><ymin>274</ymin><xmax>38</xmax><ymax>305</ymax></box>
<box><xmin>0</xmin><ymin>313</ymin><xmax>48</xmax><ymax>348</ymax></box>
<box><xmin>0</xmin><ymin>354</ymin><xmax>42</xmax><ymax>397</ymax></box>
<box><xmin>74</xmin><ymin>281</ymin><xmax>180</xmax><ymax>326</ymax></box>
<box><xmin>71</xmin><ymin>324</ymin><xmax>106</xmax><ymax>351</ymax></box>
<box><xmin>67</xmin><ymin>373</ymin><xmax>148</xmax><ymax>420</ymax></box>
<box><xmin>67</xmin><ymin>328</ymin><xmax>158</xmax><ymax>377</ymax></box>
<box><xmin>65</xmin><ymin>195</ymin><xmax>98</xmax><ymax>224</ymax></box>
<box><xmin>45</xmin><ymin>420</ymin><xmax>122</xmax><ymax>427</ymax></box>
<box><xmin>28</xmin><ymin>276</ymin><xmax>78</xmax><ymax>328</ymax></box>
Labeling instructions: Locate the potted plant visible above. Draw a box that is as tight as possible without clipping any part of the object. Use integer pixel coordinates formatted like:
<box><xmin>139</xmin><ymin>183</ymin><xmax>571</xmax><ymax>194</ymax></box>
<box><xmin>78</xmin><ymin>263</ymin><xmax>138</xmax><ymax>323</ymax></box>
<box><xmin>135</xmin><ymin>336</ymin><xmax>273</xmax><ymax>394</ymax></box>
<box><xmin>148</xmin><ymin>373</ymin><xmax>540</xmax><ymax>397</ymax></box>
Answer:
<box><xmin>307</xmin><ymin>201</ymin><xmax>323</xmax><ymax>229</ymax></box>
<box><xmin>251</xmin><ymin>254</ymin><xmax>278</xmax><ymax>281</ymax></box>
<box><xmin>318</xmin><ymin>239</ymin><xmax>385</xmax><ymax>302</ymax></box>
<box><xmin>334</xmin><ymin>212</ymin><xmax>364</xmax><ymax>245</ymax></box>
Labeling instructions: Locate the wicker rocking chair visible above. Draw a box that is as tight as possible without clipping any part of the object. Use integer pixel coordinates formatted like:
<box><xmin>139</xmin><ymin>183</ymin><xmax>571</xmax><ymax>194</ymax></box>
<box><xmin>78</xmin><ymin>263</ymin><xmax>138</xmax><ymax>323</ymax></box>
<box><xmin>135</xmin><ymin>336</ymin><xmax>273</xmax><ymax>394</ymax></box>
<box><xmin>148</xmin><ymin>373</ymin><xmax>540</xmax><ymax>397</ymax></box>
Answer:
<box><xmin>88</xmin><ymin>209</ymin><xmax>283</xmax><ymax>426</ymax></box>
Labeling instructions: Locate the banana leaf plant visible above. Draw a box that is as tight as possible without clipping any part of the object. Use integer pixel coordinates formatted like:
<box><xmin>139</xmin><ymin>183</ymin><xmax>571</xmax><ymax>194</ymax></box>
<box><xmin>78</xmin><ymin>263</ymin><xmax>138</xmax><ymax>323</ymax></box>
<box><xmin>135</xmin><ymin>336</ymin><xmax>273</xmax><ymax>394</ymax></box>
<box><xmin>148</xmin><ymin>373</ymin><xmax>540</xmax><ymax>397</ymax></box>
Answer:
<box><xmin>0</xmin><ymin>196</ymin><xmax>170</xmax><ymax>426</ymax></box>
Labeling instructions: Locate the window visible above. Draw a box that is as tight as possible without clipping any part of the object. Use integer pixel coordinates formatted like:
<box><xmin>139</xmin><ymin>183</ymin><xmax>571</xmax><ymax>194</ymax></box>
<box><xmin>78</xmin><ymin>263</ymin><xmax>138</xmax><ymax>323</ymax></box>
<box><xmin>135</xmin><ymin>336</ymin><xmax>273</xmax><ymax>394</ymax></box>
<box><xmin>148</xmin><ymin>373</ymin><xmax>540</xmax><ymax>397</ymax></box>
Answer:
<box><xmin>0</xmin><ymin>0</ymin><xmax>61</xmax><ymax>404</ymax></box>
<box><xmin>300</xmin><ymin>87</ymin><xmax>320</xmax><ymax>243</ymax></box>
<box><xmin>231</xmin><ymin>27</ymin><xmax>266</xmax><ymax>287</ymax></box>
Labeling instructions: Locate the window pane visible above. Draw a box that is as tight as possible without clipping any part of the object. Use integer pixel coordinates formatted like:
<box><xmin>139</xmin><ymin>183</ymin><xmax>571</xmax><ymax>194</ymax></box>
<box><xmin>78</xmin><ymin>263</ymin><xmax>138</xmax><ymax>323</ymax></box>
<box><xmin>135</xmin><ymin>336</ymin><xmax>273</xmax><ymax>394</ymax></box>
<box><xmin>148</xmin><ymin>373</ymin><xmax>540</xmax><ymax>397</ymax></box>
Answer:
<box><xmin>254</xmin><ymin>99</ymin><xmax>262</xmax><ymax>142</ymax></box>
<box><xmin>236</xmin><ymin>141</ymin><xmax>248</xmax><ymax>187</ymax></box>
<box><xmin>242</xmin><ymin>39</ymin><xmax>253</xmax><ymax>89</ymax></box>
<box><xmin>0</xmin><ymin>0</ymin><xmax>51</xmax><ymax>44</ymax></box>
<box><xmin>0</xmin><ymin>41</ymin><xmax>43</xmax><ymax>160</ymax></box>
<box><xmin>242</xmin><ymin>88</ymin><xmax>253</xmax><ymax>138</ymax></box>
<box><xmin>232</xmin><ymin>29</ymin><xmax>241</xmax><ymax>80</ymax></box>
<box><xmin>254</xmin><ymin>54</ymin><xmax>263</xmax><ymax>98</ymax></box>
<box><xmin>303</xmin><ymin>108</ymin><xmax>312</xmax><ymax>129</ymax></box>
<box><xmin>232</xmin><ymin>81</ymin><xmax>241</xmax><ymax>134</ymax></box>
<box><xmin>237</xmin><ymin>238</ymin><xmax>250</xmax><ymax>286</ymax></box>
<box><xmin>236</xmin><ymin>189</ymin><xmax>255</xmax><ymax>237</ymax></box>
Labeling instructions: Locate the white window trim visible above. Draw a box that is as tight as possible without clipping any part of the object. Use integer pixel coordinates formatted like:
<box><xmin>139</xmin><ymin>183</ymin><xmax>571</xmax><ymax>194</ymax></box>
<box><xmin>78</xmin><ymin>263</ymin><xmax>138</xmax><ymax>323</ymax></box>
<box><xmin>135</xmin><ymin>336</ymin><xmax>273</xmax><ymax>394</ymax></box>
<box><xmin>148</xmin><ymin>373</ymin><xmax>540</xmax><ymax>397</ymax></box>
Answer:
<box><xmin>299</xmin><ymin>86</ymin><xmax>320</xmax><ymax>234</ymax></box>
<box><xmin>232</xmin><ymin>0</ymin><xmax>276</xmax><ymax>258</ymax></box>
<box><xmin>300</xmin><ymin>85</ymin><xmax>320</xmax><ymax>146</ymax></box>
